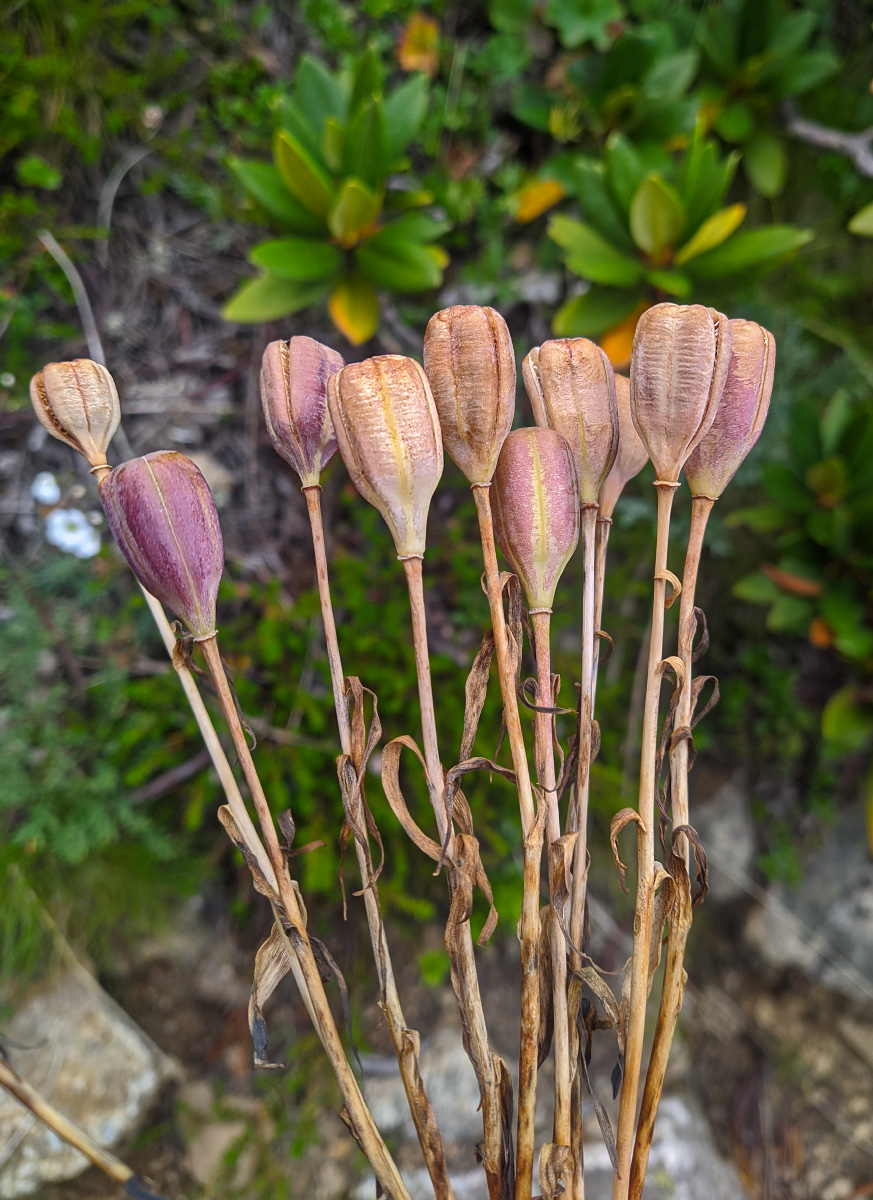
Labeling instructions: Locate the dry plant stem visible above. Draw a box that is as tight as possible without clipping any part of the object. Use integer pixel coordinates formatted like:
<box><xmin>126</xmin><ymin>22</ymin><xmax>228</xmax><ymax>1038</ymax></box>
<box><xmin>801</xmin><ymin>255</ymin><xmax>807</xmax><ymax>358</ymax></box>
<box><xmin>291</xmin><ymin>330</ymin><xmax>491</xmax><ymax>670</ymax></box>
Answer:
<box><xmin>199</xmin><ymin>634</ymin><xmax>411</xmax><ymax>1200</ymax></box>
<box><xmin>472</xmin><ymin>486</ymin><xmax>543</xmax><ymax>1200</ymax></box>
<box><xmin>629</xmin><ymin>495</ymin><xmax>713</xmax><ymax>1199</ymax></box>
<box><xmin>530</xmin><ymin>612</ymin><xmax>572</xmax><ymax>1160</ymax></box>
<box><xmin>590</xmin><ymin>518</ymin><xmax>613</xmax><ymax>713</ymax></box>
<box><xmin>403</xmin><ymin>554</ymin><xmax>503</xmax><ymax>1200</ymax></box>
<box><xmin>611</xmin><ymin>482</ymin><xmax>677</xmax><ymax>1200</ymax></box>
<box><xmin>304</xmin><ymin>487</ymin><xmax>455</xmax><ymax>1200</ymax></box>
<box><xmin>0</xmin><ymin>1059</ymin><xmax>146</xmax><ymax>1189</ymax></box>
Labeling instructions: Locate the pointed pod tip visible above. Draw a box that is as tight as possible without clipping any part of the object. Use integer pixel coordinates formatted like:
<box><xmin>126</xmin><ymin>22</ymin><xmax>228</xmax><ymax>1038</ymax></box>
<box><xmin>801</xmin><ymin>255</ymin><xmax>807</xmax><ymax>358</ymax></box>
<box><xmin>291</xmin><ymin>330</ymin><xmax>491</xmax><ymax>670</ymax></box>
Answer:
<box><xmin>260</xmin><ymin>336</ymin><xmax>343</xmax><ymax>486</ymax></box>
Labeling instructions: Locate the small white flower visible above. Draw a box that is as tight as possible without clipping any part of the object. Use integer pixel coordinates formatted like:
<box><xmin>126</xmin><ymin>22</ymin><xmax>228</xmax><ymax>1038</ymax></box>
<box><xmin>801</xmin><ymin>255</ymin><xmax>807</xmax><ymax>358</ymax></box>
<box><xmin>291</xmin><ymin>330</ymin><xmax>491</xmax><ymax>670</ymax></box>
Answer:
<box><xmin>0</xmin><ymin>372</ymin><xmax>15</xmax><ymax>388</ymax></box>
<box><xmin>45</xmin><ymin>508</ymin><xmax>101</xmax><ymax>559</ymax></box>
<box><xmin>31</xmin><ymin>472</ymin><xmax>61</xmax><ymax>505</ymax></box>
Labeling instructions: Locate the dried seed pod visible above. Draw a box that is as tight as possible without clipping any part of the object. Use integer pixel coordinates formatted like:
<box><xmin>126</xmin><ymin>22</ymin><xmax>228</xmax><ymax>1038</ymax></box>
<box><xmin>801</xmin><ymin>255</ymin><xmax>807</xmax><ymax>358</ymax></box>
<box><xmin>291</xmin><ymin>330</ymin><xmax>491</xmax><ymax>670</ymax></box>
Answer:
<box><xmin>327</xmin><ymin>355</ymin><xmax>443</xmax><ymax>558</ymax></box>
<box><xmin>630</xmin><ymin>303</ymin><xmax>732</xmax><ymax>484</ymax></box>
<box><xmin>423</xmin><ymin>305</ymin><xmax>515</xmax><ymax>485</ymax></box>
<box><xmin>260</xmin><ymin>336</ymin><xmax>344</xmax><ymax>487</ymax></box>
<box><xmin>492</xmin><ymin>427</ymin><xmax>580</xmax><ymax>612</ymax></box>
<box><xmin>30</xmin><ymin>359</ymin><xmax>121</xmax><ymax>469</ymax></box>
<box><xmin>522</xmin><ymin>337</ymin><xmax>618</xmax><ymax>506</ymax></box>
<box><xmin>100</xmin><ymin>452</ymin><xmax>224</xmax><ymax>638</ymax></box>
<box><xmin>598</xmin><ymin>375</ymin><xmax>649</xmax><ymax>519</ymax></box>
<box><xmin>684</xmin><ymin>320</ymin><xmax>776</xmax><ymax>499</ymax></box>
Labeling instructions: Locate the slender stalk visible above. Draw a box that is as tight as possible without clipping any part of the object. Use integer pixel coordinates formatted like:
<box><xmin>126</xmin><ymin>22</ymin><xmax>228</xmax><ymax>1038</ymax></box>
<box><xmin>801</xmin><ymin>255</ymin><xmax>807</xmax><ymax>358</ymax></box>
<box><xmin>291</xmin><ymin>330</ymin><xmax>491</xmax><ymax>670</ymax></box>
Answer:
<box><xmin>199</xmin><ymin>633</ymin><xmax>411</xmax><ymax>1200</ymax></box>
<box><xmin>471</xmin><ymin>486</ymin><xmax>543</xmax><ymax>1200</ymax></box>
<box><xmin>402</xmin><ymin>554</ymin><xmax>504</xmax><ymax>1200</ymax></box>
<box><xmin>629</xmin><ymin>495</ymin><xmax>713</xmax><ymax>1198</ymax></box>
<box><xmin>590</xmin><ymin>517</ymin><xmax>613</xmax><ymax>714</ymax></box>
<box><xmin>611</xmin><ymin>482</ymin><xmax>677</xmax><ymax>1200</ymax></box>
<box><xmin>304</xmin><ymin>486</ymin><xmax>455</xmax><ymax>1200</ymax></box>
<box><xmin>530</xmin><ymin>611</ymin><xmax>572</xmax><ymax>1179</ymax></box>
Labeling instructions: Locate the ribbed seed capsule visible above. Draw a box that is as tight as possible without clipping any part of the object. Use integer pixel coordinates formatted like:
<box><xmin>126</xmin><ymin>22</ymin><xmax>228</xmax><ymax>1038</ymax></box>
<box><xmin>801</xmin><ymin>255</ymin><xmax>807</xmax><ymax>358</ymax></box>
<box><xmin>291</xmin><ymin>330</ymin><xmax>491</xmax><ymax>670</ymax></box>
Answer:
<box><xmin>522</xmin><ymin>337</ymin><xmax>618</xmax><ymax>506</ymax></box>
<box><xmin>99</xmin><ymin>452</ymin><xmax>224</xmax><ymax>638</ymax></box>
<box><xmin>260</xmin><ymin>336</ymin><xmax>343</xmax><ymax>487</ymax></box>
<box><xmin>423</xmin><ymin>305</ymin><xmax>516</xmax><ymax>485</ymax></box>
<box><xmin>684</xmin><ymin>320</ymin><xmax>776</xmax><ymax>499</ymax></box>
<box><xmin>30</xmin><ymin>359</ymin><xmax>121</xmax><ymax>469</ymax></box>
<box><xmin>492</xmin><ymin>427</ymin><xmax>580</xmax><ymax>612</ymax></box>
<box><xmin>327</xmin><ymin>355</ymin><xmax>443</xmax><ymax>558</ymax></box>
<box><xmin>630</xmin><ymin>303</ymin><xmax>732</xmax><ymax>484</ymax></box>
<box><xmin>598</xmin><ymin>375</ymin><xmax>649</xmax><ymax>519</ymax></box>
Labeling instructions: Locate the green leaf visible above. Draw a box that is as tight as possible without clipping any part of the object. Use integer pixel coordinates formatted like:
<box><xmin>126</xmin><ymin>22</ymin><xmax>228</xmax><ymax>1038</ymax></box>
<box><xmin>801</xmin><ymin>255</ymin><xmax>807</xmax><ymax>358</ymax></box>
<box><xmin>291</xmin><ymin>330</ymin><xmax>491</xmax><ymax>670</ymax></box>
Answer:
<box><xmin>767</xmin><ymin>10</ymin><xmax>817</xmax><ymax>60</ymax></box>
<box><xmin>675</xmin><ymin>203</ymin><xmax>746</xmax><ymax>264</ymax></box>
<box><xmin>569</xmin><ymin>157</ymin><xmax>636</xmax><ymax>251</ymax></box>
<box><xmin>383</xmin><ymin>74</ymin><xmax>429</xmax><ymax>160</ymax></box>
<box><xmin>227</xmin><ymin>158</ymin><xmax>324</xmax><ymax>233</ymax></box>
<box><xmin>16</xmin><ymin>154</ymin><xmax>62</xmax><ymax>190</ymax></box>
<box><xmin>342</xmin><ymin>99</ymin><xmax>385</xmax><ymax>189</ymax></box>
<box><xmin>644</xmin><ymin>269</ymin><xmax>691</xmax><ymax>297</ymax></box>
<box><xmin>774</xmin><ymin>50</ymin><xmax>838</xmax><ymax>96</ymax></box>
<box><xmin>685</xmin><ymin>225</ymin><xmax>812</xmax><ymax>279</ymax></box>
<box><xmin>552</xmin><ymin>287</ymin><xmax>643</xmax><ymax>338</ymax></box>
<box><xmin>766</xmin><ymin>594</ymin><xmax>814</xmax><ymax>634</ymax></box>
<box><xmin>350</xmin><ymin>46</ymin><xmax>384</xmax><ymax>114</ymax></box>
<box><xmin>732</xmin><ymin>570</ymin><xmax>782</xmax><ymax>605</ymax></box>
<box><xmin>713</xmin><ymin>102</ymin><xmax>753</xmax><ymax>144</ymax></box>
<box><xmin>222</xmin><ymin>276</ymin><xmax>328</xmax><ymax>323</ymax></box>
<box><xmin>545</xmin><ymin>0</ymin><xmax>624</xmax><ymax>51</ymax></box>
<box><xmin>724</xmin><ymin>504</ymin><xmax>787</xmax><ymax>533</ymax></box>
<box><xmin>356</xmin><ymin>238</ymin><xmax>445</xmax><ymax>293</ymax></box>
<box><xmin>273</xmin><ymin>130</ymin><xmax>335</xmax><ymax>218</ymax></box>
<box><xmin>328</xmin><ymin>179</ymin><xmax>382</xmax><ymax>245</ymax></box>
<box><xmin>370</xmin><ymin>211</ymin><xmax>449</xmax><ymax>243</ymax></box>
<box><xmin>848</xmin><ymin>202</ymin><xmax>873</xmax><ymax>238</ymax></box>
<box><xmin>744</xmin><ymin>131</ymin><xmax>787</xmax><ymax>198</ymax></box>
<box><xmin>629</xmin><ymin>175</ymin><xmax>686</xmax><ymax>258</ymax></box>
<box><xmin>641</xmin><ymin>50</ymin><xmax>698</xmax><ymax>106</ymax></box>
<box><xmin>822</xmin><ymin>687</ymin><xmax>873</xmax><ymax>753</ymax></box>
<box><xmin>295</xmin><ymin>53</ymin><xmax>346</xmax><ymax>130</ymax></box>
<box><xmin>274</xmin><ymin>96</ymin><xmax>327</xmax><ymax>165</ymax></box>
<box><xmin>604</xmin><ymin>133</ymin><xmax>648</xmax><ymax>213</ymax></box>
<box><xmin>322</xmin><ymin>117</ymin><xmax>345</xmax><ymax>172</ymax></box>
<box><xmin>549</xmin><ymin>214</ymin><xmax>642</xmax><ymax>286</ymax></box>
<box><xmin>248</xmin><ymin>238</ymin><xmax>342</xmax><ymax>282</ymax></box>
<box><xmin>329</xmin><ymin>274</ymin><xmax>380</xmax><ymax>344</ymax></box>
<box><xmin>762</xmin><ymin>462</ymin><xmax>811</xmax><ymax>513</ymax></box>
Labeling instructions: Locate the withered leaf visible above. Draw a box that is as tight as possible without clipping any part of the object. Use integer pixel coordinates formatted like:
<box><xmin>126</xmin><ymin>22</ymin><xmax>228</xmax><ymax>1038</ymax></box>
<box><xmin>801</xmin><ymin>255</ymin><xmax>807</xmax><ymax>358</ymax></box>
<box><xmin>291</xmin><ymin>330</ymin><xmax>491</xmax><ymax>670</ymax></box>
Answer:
<box><xmin>217</xmin><ymin>806</ymin><xmax>280</xmax><ymax>905</ymax></box>
<box><xmin>124</xmin><ymin>1178</ymin><xmax>170</xmax><ymax>1200</ymax></box>
<box><xmin>538</xmin><ymin>1142</ymin><xmax>572</xmax><ymax>1199</ymax></box>
<box><xmin>609</xmin><ymin>808</ymin><xmax>645</xmax><ymax>894</ymax></box>
<box><xmin>461</xmin><ymin>628</ymin><xmax>495</xmax><ymax>760</ymax></box>
<box><xmin>248</xmin><ymin>923</ymin><xmax>292</xmax><ymax>1069</ymax></box>
<box><xmin>690</xmin><ymin>605</ymin><xmax>709</xmax><ymax>662</ymax></box>
<box><xmin>537</xmin><ymin>906</ymin><xmax>554</xmax><ymax>1067</ymax></box>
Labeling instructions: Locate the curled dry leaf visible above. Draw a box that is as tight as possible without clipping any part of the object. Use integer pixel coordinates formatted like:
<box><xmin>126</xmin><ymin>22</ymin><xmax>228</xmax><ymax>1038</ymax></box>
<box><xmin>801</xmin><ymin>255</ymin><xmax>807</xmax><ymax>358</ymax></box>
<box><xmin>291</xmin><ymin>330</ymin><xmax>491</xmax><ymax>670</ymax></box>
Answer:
<box><xmin>524</xmin><ymin>337</ymin><xmax>618</xmax><ymax>506</ymax></box>
<box><xmin>30</xmin><ymin>358</ymin><xmax>120</xmax><ymax>468</ymax></box>
<box><xmin>260</xmin><ymin>336</ymin><xmax>343</xmax><ymax>486</ymax></box>
<box><xmin>423</xmin><ymin>305</ymin><xmax>516</xmax><ymax>485</ymax></box>
<box><xmin>598</xmin><ymin>374</ymin><xmax>648</xmax><ymax>519</ymax></box>
<box><xmin>100</xmin><ymin>452</ymin><xmax>224</xmax><ymax>638</ymax></box>
<box><xmin>610</xmin><ymin>807</ymin><xmax>646</xmax><ymax>895</ymax></box>
<box><xmin>327</xmin><ymin>354</ymin><xmax>443</xmax><ymax>557</ymax></box>
<box><xmin>249</xmin><ymin>923</ymin><xmax>292</xmax><ymax>1069</ymax></box>
<box><xmin>630</xmin><ymin>303</ymin><xmax>732</xmax><ymax>483</ymax></box>
<box><xmin>684</xmin><ymin>319</ymin><xmax>776</xmax><ymax>500</ymax></box>
<box><xmin>538</xmin><ymin>1142</ymin><xmax>573</xmax><ymax>1200</ymax></box>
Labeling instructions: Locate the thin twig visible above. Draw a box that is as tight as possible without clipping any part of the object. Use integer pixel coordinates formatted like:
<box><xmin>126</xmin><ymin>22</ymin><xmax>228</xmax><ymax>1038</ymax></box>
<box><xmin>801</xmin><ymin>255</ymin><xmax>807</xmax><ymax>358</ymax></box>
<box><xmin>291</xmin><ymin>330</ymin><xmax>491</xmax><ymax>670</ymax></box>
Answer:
<box><xmin>783</xmin><ymin>103</ymin><xmax>873</xmax><ymax>177</ymax></box>
<box><xmin>36</xmin><ymin>231</ymin><xmax>105</xmax><ymax>365</ymax></box>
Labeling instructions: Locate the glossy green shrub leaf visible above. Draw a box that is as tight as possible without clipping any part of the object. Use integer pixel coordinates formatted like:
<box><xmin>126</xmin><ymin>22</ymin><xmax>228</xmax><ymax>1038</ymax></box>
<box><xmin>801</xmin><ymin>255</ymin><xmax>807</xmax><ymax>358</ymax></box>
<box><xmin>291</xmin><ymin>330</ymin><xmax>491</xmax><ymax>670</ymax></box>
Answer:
<box><xmin>571</xmin><ymin>156</ymin><xmax>636</xmax><ymax>251</ymax></box>
<box><xmin>273</xmin><ymin>130</ymin><xmax>335</xmax><ymax>218</ymax></box>
<box><xmin>350</xmin><ymin>46</ymin><xmax>384</xmax><ymax>114</ymax></box>
<box><xmin>356</xmin><ymin>237</ymin><xmax>445</xmax><ymax>292</ymax></box>
<box><xmin>549</xmin><ymin>214</ymin><xmax>642</xmax><ymax>285</ymax></box>
<box><xmin>227</xmin><ymin>158</ymin><xmax>323</xmax><ymax>233</ymax></box>
<box><xmin>328</xmin><ymin>179</ymin><xmax>382</xmax><ymax>245</ymax></box>
<box><xmin>766</xmin><ymin>594</ymin><xmax>814</xmax><ymax>633</ymax></box>
<box><xmin>383</xmin><ymin>74</ymin><xmax>429</xmax><ymax>160</ymax></box>
<box><xmin>762</xmin><ymin>462</ymin><xmax>812</xmax><ymax>513</ymax></box>
<box><xmin>377</xmin><ymin>211</ymin><xmax>448</xmax><ymax>243</ymax></box>
<box><xmin>629</xmin><ymin>175</ymin><xmax>685</xmax><ymax>257</ymax></box>
<box><xmin>552</xmin><ymin>287</ymin><xmax>642</xmax><ymax>338</ymax></box>
<box><xmin>295</xmin><ymin>53</ymin><xmax>346</xmax><ymax>131</ymax></box>
<box><xmin>733</xmin><ymin>571</ymin><xmax>782</xmax><ymax>604</ymax></box>
<box><xmin>822</xmin><ymin>688</ymin><xmax>873</xmax><ymax>752</ymax></box>
<box><xmin>685</xmin><ymin>225</ymin><xmax>812</xmax><ymax>279</ymax></box>
<box><xmin>681</xmin><ymin>135</ymin><xmax>738</xmax><ymax>232</ymax></box>
<box><xmin>644</xmin><ymin>269</ymin><xmax>691</xmax><ymax>296</ymax></box>
<box><xmin>275</xmin><ymin>96</ymin><xmax>327</xmax><ymax>165</ymax></box>
<box><xmin>774</xmin><ymin>50</ymin><xmax>838</xmax><ymax>96</ymax></box>
<box><xmin>767</xmin><ymin>10</ymin><xmax>817</xmax><ymax>60</ymax></box>
<box><xmin>546</xmin><ymin>0</ymin><xmax>624</xmax><ymax>51</ymax></box>
<box><xmin>342</xmin><ymin>99</ymin><xmax>385</xmax><ymax>188</ymax></box>
<box><xmin>329</xmin><ymin>274</ymin><xmax>380</xmax><ymax>344</ymax></box>
<box><xmin>322</xmin><ymin>116</ymin><xmax>345</xmax><ymax>171</ymax></box>
<box><xmin>223</xmin><ymin>275</ymin><xmax>329</xmax><ymax>323</ymax></box>
<box><xmin>641</xmin><ymin>50</ymin><xmax>698</xmax><ymax>105</ymax></box>
<box><xmin>675</xmin><ymin>203</ymin><xmax>746</xmax><ymax>264</ymax></box>
<box><xmin>744</xmin><ymin>131</ymin><xmax>787</xmax><ymax>197</ymax></box>
<box><xmin>248</xmin><ymin>238</ymin><xmax>342</xmax><ymax>281</ymax></box>
<box><xmin>604</xmin><ymin>132</ymin><xmax>648</xmax><ymax>213</ymax></box>
<box><xmin>848</xmin><ymin>202</ymin><xmax>873</xmax><ymax>237</ymax></box>
<box><xmin>725</xmin><ymin>505</ymin><xmax>787</xmax><ymax>533</ymax></box>
<box><xmin>820</xmin><ymin>590</ymin><xmax>873</xmax><ymax>660</ymax></box>
<box><xmin>714</xmin><ymin>102</ymin><xmax>753</xmax><ymax>143</ymax></box>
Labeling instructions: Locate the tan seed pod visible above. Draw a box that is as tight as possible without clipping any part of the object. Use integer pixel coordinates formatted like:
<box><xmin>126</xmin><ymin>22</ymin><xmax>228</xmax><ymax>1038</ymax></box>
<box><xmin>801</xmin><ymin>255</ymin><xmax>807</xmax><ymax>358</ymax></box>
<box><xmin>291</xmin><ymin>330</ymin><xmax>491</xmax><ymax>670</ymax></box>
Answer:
<box><xmin>598</xmin><ymin>374</ymin><xmax>649</xmax><ymax>519</ymax></box>
<box><xmin>684</xmin><ymin>319</ymin><xmax>776</xmax><ymax>499</ymax></box>
<box><xmin>327</xmin><ymin>355</ymin><xmax>443</xmax><ymax>558</ymax></box>
<box><xmin>492</xmin><ymin>427</ymin><xmax>580</xmax><ymax>612</ymax></box>
<box><xmin>260</xmin><ymin>336</ymin><xmax>344</xmax><ymax>487</ymax></box>
<box><xmin>523</xmin><ymin>337</ymin><xmax>618</xmax><ymax>506</ymax></box>
<box><xmin>423</xmin><ymin>305</ymin><xmax>516</xmax><ymax>485</ymax></box>
<box><xmin>630</xmin><ymin>303</ymin><xmax>732</xmax><ymax>484</ymax></box>
<box><xmin>30</xmin><ymin>359</ymin><xmax>121</xmax><ymax>469</ymax></box>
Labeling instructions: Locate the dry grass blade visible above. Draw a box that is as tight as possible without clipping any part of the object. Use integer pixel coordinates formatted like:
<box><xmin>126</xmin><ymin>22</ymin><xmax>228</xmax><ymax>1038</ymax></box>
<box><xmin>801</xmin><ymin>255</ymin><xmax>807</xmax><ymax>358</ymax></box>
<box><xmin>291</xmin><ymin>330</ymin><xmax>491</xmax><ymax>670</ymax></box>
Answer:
<box><xmin>249</xmin><ymin>923</ymin><xmax>293</xmax><ymax>1069</ymax></box>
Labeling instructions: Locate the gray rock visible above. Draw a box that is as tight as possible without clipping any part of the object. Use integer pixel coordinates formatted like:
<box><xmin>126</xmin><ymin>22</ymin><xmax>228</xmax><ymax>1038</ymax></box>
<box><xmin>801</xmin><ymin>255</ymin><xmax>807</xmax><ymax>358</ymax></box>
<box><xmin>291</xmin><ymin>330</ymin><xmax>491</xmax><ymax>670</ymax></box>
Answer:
<box><xmin>744</xmin><ymin>805</ymin><xmax>873</xmax><ymax>1004</ymax></box>
<box><xmin>0</xmin><ymin>969</ymin><xmax>174</xmax><ymax>1197</ymax></box>
<box><xmin>691</xmin><ymin>777</ymin><xmax>755</xmax><ymax>904</ymax></box>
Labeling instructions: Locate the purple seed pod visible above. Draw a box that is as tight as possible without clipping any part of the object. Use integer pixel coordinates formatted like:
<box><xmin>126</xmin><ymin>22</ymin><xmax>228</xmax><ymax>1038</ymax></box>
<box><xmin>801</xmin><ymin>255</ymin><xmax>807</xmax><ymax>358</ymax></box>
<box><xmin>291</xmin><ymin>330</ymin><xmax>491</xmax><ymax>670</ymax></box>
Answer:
<box><xmin>30</xmin><ymin>359</ymin><xmax>121</xmax><ymax>468</ymax></box>
<box><xmin>423</xmin><ymin>305</ymin><xmax>516</xmax><ymax>485</ymax></box>
<box><xmin>684</xmin><ymin>320</ymin><xmax>776</xmax><ymax>499</ymax></box>
<box><xmin>522</xmin><ymin>337</ymin><xmax>618</xmax><ymax>507</ymax></box>
<box><xmin>492</xmin><ymin>427</ymin><xmax>580</xmax><ymax>612</ymax></box>
<box><xmin>260</xmin><ymin>336</ymin><xmax>344</xmax><ymax>487</ymax></box>
<box><xmin>630</xmin><ymin>303</ymin><xmax>732</xmax><ymax>484</ymax></box>
<box><xmin>327</xmin><ymin>355</ymin><xmax>443</xmax><ymax>558</ymax></box>
<box><xmin>100</xmin><ymin>452</ymin><xmax>224</xmax><ymax>638</ymax></box>
<box><xmin>598</xmin><ymin>375</ymin><xmax>649</xmax><ymax>519</ymax></box>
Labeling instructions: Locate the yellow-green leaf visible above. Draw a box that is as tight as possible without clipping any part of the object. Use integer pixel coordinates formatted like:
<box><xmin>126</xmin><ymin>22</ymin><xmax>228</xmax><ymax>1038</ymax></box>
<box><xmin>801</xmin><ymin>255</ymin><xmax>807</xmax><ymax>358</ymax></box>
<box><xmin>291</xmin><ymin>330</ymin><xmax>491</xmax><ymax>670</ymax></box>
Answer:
<box><xmin>548</xmin><ymin>214</ymin><xmax>642</xmax><ymax>286</ymax></box>
<box><xmin>628</xmin><ymin>175</ymin><xmax>686</xmax><ymax>258</ymax></box>
<box><xmin>222</xmin><ymin>275</ymin><xmax>329</xmax><ymax>323</ymax></box>
<box><xmin>328</xmin><ymin>179</ymin><xmax>382</xmax><ymax>247</ymax></box>
<box><xmin>675</xmin><ymin>203</ymin><xmax>747</xmax><ymax>264</ymax></box>
<box><xmin>848</xmin><ymin>201</ymin><xmax>873</xmax><ymax>238</ymax></box>
<box><xmin>329</xmin><ymin>275</ymin><xmax>380</xmax><ymax>344</ymax></box>
<box><xmin>273</xmin><ymin>129</ymin><xmax>334</xmax><ymax>218</ymax></box>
